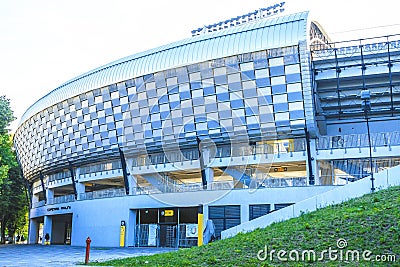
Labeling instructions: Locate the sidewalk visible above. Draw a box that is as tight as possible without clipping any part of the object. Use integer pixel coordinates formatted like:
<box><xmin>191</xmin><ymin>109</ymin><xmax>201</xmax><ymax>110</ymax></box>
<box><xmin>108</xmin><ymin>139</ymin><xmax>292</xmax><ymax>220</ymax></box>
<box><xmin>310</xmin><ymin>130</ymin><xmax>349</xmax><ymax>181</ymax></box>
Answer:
<box><xmin>0</xmin><ymin>244</ymin><xmax>175</xmax><ymax>267</ymax></box>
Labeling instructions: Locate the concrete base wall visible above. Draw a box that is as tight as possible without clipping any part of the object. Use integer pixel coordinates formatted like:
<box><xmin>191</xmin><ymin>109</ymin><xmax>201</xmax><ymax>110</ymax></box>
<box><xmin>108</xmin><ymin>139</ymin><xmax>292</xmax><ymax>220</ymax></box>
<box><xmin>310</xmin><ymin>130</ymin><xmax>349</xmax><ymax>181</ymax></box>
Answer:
<box><xmin>222</xmin><ymin>165</ymin><xmax>400</xmax><ymax>239</ymax></box>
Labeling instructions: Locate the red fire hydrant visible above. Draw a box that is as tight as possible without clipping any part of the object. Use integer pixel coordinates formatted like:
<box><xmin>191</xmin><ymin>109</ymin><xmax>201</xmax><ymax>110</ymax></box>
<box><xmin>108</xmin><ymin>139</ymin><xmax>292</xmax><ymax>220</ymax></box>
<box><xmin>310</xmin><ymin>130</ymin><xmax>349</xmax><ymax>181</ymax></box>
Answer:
<box><xmin>85</xmin><ymin>237</ymin><xmax>91</xmax><ymax>265</ymax></box>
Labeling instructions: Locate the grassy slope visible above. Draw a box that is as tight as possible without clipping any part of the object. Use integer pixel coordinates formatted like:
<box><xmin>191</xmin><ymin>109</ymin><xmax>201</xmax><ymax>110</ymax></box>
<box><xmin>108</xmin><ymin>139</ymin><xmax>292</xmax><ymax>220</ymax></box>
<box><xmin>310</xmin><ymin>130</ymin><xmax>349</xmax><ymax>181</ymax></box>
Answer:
<box><xmin>91</xmin><ymin>186</ymin><xmax>400</xmax><ymax>266</ymax></box>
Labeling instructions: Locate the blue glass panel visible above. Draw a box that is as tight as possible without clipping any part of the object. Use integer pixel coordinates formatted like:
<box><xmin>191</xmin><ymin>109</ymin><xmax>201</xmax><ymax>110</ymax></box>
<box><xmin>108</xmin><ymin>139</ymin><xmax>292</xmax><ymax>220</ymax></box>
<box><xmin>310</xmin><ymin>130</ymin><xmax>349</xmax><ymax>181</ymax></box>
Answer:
<box><xmin>95</xmin><ymin>140</ymin><xmax>102</xmax><ymax>146</ymax></box>
<box><xmin>286</xmin><ymin>73</ymin><xmax>301</xmax><ymax>83</ymax></box>
<box><xmin>150</xmin><ymin>105</ymin><xmax>160</xmax><ymax>113</ymax></box>
<box><xmin>101</xmin><ymin>132</ymin><xmax>108</xmax><ymax>138</ymax></box>
<box><xmin>154</xmin><ymin>136</ymin><xmax>162</xmax><ymax>141</ymax></box>
<box><xmin>254</xmin><ymin>58</ymin><xmax>268</xmax><ymax>69</ymax></box>
<box><xmin>131</xmin><ymin>109</ymin><xmax>140</xmax><ymax>117</ymax></box>
<box><xmin>228</xmin><ymin>82</ymin><xmax>242</xmax><ymax>91</ymax></box>
<box><xmin>170</xmin><ymin>101</ymin><xmax>180</xmax><ymax>109</ymax></box>
<box><xmin>159</xmin><ymin>95</ymin><xmax>169</xmax><ymax>104</ymax></box>
<box><xmin>232</xmin><ymin>116</ymin><xmax>246</xmax><ymax>125</ymax></box>
<box><xmin>207</xmin><ymin>120</ymin><xmax>220</xmax><ymax>129</ymax></box>
<box><xmin>219</xmin><ymin>110</ymin><xmax>231</xmax><ymax>119</ymax></box>
<box><xmin>172</xmin><ymin>117</ymin><xmax>183</xmax><ymax>125</ymax></box>
<box><xmin>121</xmin><ymin>103</ymin><xmax>129</xmax><ymax>112</ymax></box>
<box><xmin>196</xmin><ymin>130</ymin><xmax>208</xmax><ymax>136</ymax></box>
<box><xmin>241</xmin><ymin>70</ymin><xmax>255</xmax><ymax>80</ymax></box>
<box><xmin>184</xmin><ymin>123</ymin><xmax>195</xmax><ymax>132</ymax></box>
<box><xmin>195</xmin><ymin>116</ymin><xmax>207</xmax><ymax>123</ymax></box>
<box><xmin>109</xmin><ymin>137</ymin><xmax>118</xmax><ymax>144</ymax></box>
<box><xmin>141</xmin><ymin>115</ymin><xmax>151</xmax><ymax>123</ymax></box>
<box><xmin>256</xmin><ymin>78</ymin><xmax>270</xmax><ymax>88</ymax></box>
<box><xmin>192</xmin><ymin>97</ymin><xmax>204</xmax><ymax>106</ymax></box>
<box><xmin>287</xmin><ymin>92</ymin><xmax>303</xmax><ymax>102</ymax></box>
<box><xmin>107</xmin><ymin>122</ymin><xmax>115</xmax><ymax>130</ymax></box>
<box><xmin>96</xmin><ymin>103</ymin><xmax>104</xmax><ymax>110</ymax></box>
<box><xmin>160</xmin><ymin>111</ymin><xmax>170</xmax><ymax>120</ymax></box>
<box><xmin>152</xmin><ymin>121</ymin><xmax>162</xmax><ymax>129</ymax></box>
<box><xmin>112</xmin><ymin>98</ymin><xmax>120</xmax><ymax>106</ymax></box>
<box><xmin>205</xmin><ymin>103</ymin><xmax>217</xmax><ymax>112</ymax></box>
<box><xmin>82</xmin><ymin>107</ymin><xmax>89</xmax><ymax>114</ymax></box>
<box><xmin>128</xmin><ymin>94</ymin><xmax>138</xmax><ymax>102</ymax></box>
<box><xmin>243</xmin><ymin>88</ymin><xmax>257</xmax><ymax>98</ymax></box>
<box><xmin>84</xmin><ymin>121</ymin><xmax>92</xmax><ymax>128</ymax></box>
<box><xmin>92</xmin><ymin>126</ymin><xmax>100</xmax><ymax>133</ymax></box>
<box><xmin>114</xmin><ymin>113</ymin><xmax>123</xmax><ymax>121</ymax></box>
<box><xmin>272</xmin><ymin>84</ymin><xmax>287</xmax><ymax>94</ymax></box>
<box><xmin>217</xmin><ymin>92</ymin><xmax>230</xmax><ymax>102</ymax></box>
<box><xmin>245</xmin><ymin>107</ymin><xmax>257</xmax><ymax>116</ymax></box>
<box><xmin>109</xmin><ymin>84</ymin><xmax>117</xmax><ymax>92</ymax></box>
<box><xmin>269</xmin><ymin>66</ymin><xmax>285</xmax><ymax>77</ymax></box>
<box><xmin>290</xmin><ymin>110</ymin><xmax>305</xmax><ymax>120</ymax></box>
<box><xmin>274</xmin><ymin>103</ymin><xmax>289</xmax><ymax>112</ymax></box>
<box><xmin>203</xmin><ymin>86</ymin><xmax>215</xmax><ymax>96</ymax></box>
<box><xmin>214</xmin><ymin>75</ymin><xmax>227</xmax><ymax>85</ymax></box>
<box><xmin>275</xmin><ymin>120</ymin><xmax>290</xmax><ymax>126</ymax></box>
<box><xmin>82</xmin><ymin>143</ymin><xmax>89</xmax><ymax>149</ymax></box>
<box><xmin>179</xmin><ymin>91</ymin><xmax>192</xmax><ymax>100</ymax></box>
<box><xmin>168</xmin><ymin>85</ymin><xmax>179</xmax><ymax>94</ymax></box>
<box><xmin>126</xmin><ymin>79</ymin><xmax>135</xmax><ymax>88</ymax></box>
<box><xmin>105</xmin><ymin>108</ymin><xmax>113</xmax><ymax>115</ymax></box>
<box><xmin>231</xmin><ymin>99</ymin><xmax>244</xmax><ymax>109</ymax></box>
<box><xmin>258</xmin><ymin>95</ymin><xmax>272</xmax><ymax>105</ymax></box>
<box><xmin>182</xmin><ymin>107</ymin><xmax>193</xmax><ymax>116</ymax></box>
<box><xmin>147</xmin><ymin>89</ymin><xmax>157</xmax><ymax>98</ymax></box>
<box><xmin>190</xmin><ymin>81</ymin><xmax>202</xmax><ymax>89</ymax></box>
<box><xmin>144</xmin><ymin>130</ymin><xmax>152</xmax><ymax>138</ymax></box>
<box><xmin>284</xmin><ymin>54</ymin><xmax>299</xmax><ymax>64</ymax></box>
<box><xmin>260</xmin><ymin>114</ymin><xmax>273</xmax><ymax>123</ymax></box>
<box><xmin>116</xmin><ymin>128</ymin><xmax>123</xmax><ymax>135</ymax></box>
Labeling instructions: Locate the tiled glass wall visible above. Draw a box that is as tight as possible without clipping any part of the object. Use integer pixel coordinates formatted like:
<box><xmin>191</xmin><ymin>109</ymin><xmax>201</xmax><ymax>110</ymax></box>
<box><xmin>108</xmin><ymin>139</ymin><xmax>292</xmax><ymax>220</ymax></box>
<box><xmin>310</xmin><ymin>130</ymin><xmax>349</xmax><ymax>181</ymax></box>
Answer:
<box><xmin>14</xmin><ymin>46</ymin><xmax>306</xmax><ymax>178</ymax></box>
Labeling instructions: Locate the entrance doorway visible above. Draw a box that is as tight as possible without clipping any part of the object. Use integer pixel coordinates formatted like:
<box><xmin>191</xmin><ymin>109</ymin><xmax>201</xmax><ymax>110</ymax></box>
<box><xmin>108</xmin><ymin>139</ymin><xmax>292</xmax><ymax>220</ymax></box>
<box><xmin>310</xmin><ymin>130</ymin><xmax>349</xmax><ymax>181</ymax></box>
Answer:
<box><xmin>51</xmin><ymin>214</ymin><xmax>73</xmax><ymax>245</ymax></box>
<box><xmin>135</xmin><ymin>206</ymin><xmax>198</xmax><ymax>248</ymax></box>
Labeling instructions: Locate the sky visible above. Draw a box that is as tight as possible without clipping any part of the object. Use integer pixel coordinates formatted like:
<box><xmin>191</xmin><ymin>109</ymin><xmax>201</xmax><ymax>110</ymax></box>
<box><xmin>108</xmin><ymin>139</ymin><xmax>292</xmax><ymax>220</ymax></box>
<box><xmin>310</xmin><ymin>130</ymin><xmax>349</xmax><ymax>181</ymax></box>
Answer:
<box><xmin>1</xmin><ymin>0</ymin><xmax>400</xmax><ymax>132</ymax></box>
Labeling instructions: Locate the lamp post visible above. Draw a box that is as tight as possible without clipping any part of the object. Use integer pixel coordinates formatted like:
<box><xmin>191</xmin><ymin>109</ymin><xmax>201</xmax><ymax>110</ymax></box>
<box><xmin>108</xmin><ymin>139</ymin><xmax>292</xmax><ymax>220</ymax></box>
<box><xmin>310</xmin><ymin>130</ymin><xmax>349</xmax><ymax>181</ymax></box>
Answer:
<box><xmin>361</xmin><ymin>89</ymin><xmax>375</xmax><ymax>192</ymax></box>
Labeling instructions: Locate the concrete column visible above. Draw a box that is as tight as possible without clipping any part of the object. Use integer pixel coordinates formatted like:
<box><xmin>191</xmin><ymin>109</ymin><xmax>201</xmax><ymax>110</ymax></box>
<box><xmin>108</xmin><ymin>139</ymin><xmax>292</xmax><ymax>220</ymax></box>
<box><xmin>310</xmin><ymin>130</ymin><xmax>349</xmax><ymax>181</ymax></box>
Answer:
<box><xmin>46</xmin><ymin>188</ymin><xmax>54</xmax><ymax>204</ymax></box>
<box><xmin>75</xmin><ymin>167</ymin><xmax>85</xmax><ymax>200</ymax></box>
<box><xmin>240</xmin><ymin>204</ymin><xmax>249</xmax><ymax>224</ymax></box>
<box><xmin>42</xmin><ymin>215</ymin><xmax>52</xmax><ymax>245</ymax></box>
<box><xmin>128</xmin><ymin>175</ymin><xmax>138</xmax><ymax>195</ymax></box>
<box><xmin>127</xmin><ymin>209</ymin><xmax>137</xmax><ymax>247</ymax></box>
<box><xmin>28</xmin><ymin>219</ymin><xmax>38</xmax><ymax>244</ymax></box>
<box><xmin>202</xmin><ymin>148</ymin><xmax>214</xmax><ymax>189</ymax></box>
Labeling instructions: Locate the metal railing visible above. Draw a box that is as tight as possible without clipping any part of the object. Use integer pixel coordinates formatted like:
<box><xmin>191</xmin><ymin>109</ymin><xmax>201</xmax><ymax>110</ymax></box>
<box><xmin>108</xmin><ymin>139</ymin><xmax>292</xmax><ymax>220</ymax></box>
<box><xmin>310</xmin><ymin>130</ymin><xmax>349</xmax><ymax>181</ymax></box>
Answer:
<box><xmin>47</xmin><ymin>194</ymin><xmax>75</xmax><ymax>205</ymax></box>
<box><xmin>79</xmin><ymin>188</ymin><xmax>126</xmax><ymax>200</ymax></box>
<box><xmin>317</xmin><ymin>131</ymin><xmax>400</xmax><ymax>150</ymax></box>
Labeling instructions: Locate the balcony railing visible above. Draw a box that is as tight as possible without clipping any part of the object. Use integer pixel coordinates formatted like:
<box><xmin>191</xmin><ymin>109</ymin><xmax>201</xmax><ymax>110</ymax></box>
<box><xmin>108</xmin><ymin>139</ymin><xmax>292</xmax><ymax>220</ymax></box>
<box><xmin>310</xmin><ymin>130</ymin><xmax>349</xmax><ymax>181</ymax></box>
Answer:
<box><xmin>47</xmin><ymin>194</ymin><xmax>75</xmax><ymax>205</ymax></box>
<box><xmin>317</xmin><ymin>132</ymin><xmax>400</xmax><ymax>150</ymax></box>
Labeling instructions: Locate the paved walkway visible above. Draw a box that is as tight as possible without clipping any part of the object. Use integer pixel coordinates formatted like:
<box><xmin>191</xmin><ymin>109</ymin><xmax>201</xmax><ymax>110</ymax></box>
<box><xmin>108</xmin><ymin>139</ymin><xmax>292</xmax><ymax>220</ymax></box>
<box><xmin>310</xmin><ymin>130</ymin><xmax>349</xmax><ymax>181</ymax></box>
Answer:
<box><xmin>0</xmin><ymin>244</ymin><xmax>175</xmax><ymax>267</ymax></box>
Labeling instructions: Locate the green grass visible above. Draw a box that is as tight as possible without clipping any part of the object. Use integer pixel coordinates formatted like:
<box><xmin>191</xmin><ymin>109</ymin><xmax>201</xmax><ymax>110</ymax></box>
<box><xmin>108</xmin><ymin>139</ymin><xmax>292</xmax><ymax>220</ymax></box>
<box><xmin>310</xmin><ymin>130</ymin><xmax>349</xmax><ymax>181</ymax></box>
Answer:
<box><xmin>91</xmin><ymin>186</ymin><xmax>400</xmax><ymax>266</ymax></box>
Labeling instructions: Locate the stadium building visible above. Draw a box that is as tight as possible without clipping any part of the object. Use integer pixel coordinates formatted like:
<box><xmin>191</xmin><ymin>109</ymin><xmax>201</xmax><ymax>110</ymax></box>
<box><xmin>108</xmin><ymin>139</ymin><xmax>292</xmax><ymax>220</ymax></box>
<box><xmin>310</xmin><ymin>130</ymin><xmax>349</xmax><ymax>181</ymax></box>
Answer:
<box><xmin>14</xmin><ymin>4</ymin><xmax>400</xmax><ymax>247</ymax></box>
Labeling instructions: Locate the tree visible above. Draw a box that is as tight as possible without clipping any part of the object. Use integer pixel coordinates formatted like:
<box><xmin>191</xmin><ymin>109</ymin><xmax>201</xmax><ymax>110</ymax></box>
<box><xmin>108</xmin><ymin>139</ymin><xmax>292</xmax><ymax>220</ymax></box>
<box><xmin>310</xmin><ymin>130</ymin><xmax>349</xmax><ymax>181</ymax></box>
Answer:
<box><xmin>0</xmin><ymin>95</ymin><xmax>28</xmax><ymax>244</ymax></box>
<box><xmin>0</xmin><ymin>96</ymin><xmax>15</xmax><ymax>135</ymax></box>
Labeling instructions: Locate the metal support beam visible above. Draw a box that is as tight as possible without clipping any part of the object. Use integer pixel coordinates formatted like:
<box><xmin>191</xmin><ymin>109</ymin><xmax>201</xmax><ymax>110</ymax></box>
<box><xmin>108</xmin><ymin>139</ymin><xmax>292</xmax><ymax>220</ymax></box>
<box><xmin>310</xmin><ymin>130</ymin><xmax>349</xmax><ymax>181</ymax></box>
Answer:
<box><xmin>305</xmin><ymin>128</ymin><xmax>315</xmax><ymax>185</ymax></box>
<box><xmin>119</xmin><ymin>147</ymin><xmax>130</xmax><ymax>195</ymax></box>
<box><xmin>334</xmin><ymin>48</ymin><xmax>342</xmax><ymax>118</ymax></box>
<box><xmin>387</xmin><ymin>38</ymin><xmax>394</xmax><ymax>116</ymax></box>
<box><xmin>68</xmin><ymin>162</ymin><xmax>78</xmax><ymax>199</ymax></box>
<box><xmin>39</xmin><ymin>172</ymin><xmax>47</xmax><ymax>204</ymax></box>
<box><xmin>196</xmin><ymin>137</ymin><xmax>207</xmax><ymax>189</ymax></box>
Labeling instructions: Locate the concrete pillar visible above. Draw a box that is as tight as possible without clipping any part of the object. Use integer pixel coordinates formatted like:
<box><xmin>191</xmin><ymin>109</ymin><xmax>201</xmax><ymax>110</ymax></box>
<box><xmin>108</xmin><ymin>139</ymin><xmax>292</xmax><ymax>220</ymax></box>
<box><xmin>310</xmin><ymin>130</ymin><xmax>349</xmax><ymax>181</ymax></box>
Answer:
<box><xmin>127</xmin><ymin>209</ymin><xmax>137</xmax><ymax>247</ymax></box>
<box><xmin>240</xmin><ymin>204</ymin><xmax>249</xmax><ymax>224</ymax></box>
<box><xmin>46</xmin><ymin>188</ymin><xmax>54</xmax><ymax>204</ymax></box>
<box><xmin>28</xmin><ymin>219</ymin><xmax>38</xmax><ymax>244</ymax></box>
<box><xmin>202</xmin><ymin>148</ymin><xmax>214</xmax><ymax>189</ymax></box>
<box><xmin>42</xmin><ymin>215</ymin><xmax>52</xmax><ymax>245</ymax></box>
<box><xmin>128</xmin><ymin>175</ymin><xmax>138</xmax><ymax>195</ymax></box>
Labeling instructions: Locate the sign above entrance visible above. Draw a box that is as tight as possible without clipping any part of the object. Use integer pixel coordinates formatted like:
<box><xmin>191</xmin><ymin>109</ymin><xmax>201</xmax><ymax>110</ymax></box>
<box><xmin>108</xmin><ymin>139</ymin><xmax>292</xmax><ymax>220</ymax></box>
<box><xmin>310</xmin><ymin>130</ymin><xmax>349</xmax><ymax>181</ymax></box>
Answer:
<box><xmin>161</xmin><ymin>210</ymin><xmax>174</xmax><ymax>217</ymax></box>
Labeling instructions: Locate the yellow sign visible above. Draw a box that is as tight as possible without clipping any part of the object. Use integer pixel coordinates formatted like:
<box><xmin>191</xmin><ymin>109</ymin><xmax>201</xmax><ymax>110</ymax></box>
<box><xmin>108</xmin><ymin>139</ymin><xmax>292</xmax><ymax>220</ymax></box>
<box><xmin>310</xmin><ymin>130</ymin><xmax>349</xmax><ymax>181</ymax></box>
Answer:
<box><xmin>163</xmin><ymin>210</ymin><xmax>174</xmax><ymax>217</ymax></box>
<box><xmin>120</xmin><ymin>221</ymin><xmax>126</xmax><ymax>247</ymax></box>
